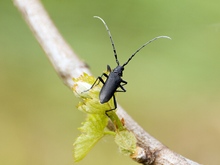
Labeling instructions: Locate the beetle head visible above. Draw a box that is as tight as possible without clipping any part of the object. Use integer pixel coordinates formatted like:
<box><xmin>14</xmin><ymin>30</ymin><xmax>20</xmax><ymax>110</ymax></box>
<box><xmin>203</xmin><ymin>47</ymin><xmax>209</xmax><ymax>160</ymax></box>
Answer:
<box><xmin>113</xmin><ymin>65</ymin><xmax>124</xmax><ymax>77</ymax></box>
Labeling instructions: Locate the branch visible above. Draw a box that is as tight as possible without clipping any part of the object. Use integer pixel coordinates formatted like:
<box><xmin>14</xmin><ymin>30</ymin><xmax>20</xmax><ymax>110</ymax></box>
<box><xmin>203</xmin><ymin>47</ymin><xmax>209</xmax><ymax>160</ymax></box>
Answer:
<box><xmin>13</xmin><ymin>0</ymin><xmax>201</xmax><ymax>164</ymax></box>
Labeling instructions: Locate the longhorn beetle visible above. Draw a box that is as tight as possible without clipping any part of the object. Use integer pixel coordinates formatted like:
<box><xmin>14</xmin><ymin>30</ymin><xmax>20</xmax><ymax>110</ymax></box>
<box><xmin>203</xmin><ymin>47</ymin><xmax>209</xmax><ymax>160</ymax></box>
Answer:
<box><xmin>87</xmin><ymin>16</ymin><xmax>170</xmax><ymax>116</ymax></box>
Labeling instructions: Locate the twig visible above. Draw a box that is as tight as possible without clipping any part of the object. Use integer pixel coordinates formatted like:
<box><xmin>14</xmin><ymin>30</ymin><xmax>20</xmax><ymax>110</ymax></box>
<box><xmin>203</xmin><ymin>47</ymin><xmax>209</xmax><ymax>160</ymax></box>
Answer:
<box><xmin>13</xmin><ymin>0</ymin><xmax>201</xmax><ymax>164</ymax></box>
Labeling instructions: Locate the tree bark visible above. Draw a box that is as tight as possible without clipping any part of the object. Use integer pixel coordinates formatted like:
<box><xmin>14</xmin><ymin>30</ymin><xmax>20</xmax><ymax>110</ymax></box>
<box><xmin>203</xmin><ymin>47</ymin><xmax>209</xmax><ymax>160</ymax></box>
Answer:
<box><xmin>13</xmin><ymin>0</ymin><xmax>201</xmax><ymax>164</ymax></box>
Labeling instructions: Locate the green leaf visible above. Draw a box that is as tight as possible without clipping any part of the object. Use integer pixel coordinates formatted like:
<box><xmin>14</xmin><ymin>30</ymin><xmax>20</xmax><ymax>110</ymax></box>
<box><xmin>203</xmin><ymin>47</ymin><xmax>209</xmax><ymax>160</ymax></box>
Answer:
<box><xmin>115</xmin><ymin>130</ymin><xmax>137</xmax><ymax>156</ymax></box>
<box><xmin>73</xmin><ymin>114</ymin><xmax>109</xmax><ymax>162</ymax></box>
<box><xmin>73</xmin><ymin>73</ymin><xmax>116</xmax><ymax>161</ymax></box>
<box><xmin>72</xmin><ymin>73</ymin><xmax>137</xmax><ymax>161</ymax></box>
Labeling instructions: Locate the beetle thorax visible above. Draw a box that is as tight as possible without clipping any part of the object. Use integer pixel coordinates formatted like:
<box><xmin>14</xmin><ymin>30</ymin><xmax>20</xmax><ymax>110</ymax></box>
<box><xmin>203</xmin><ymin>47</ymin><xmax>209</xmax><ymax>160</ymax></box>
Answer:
<box><xmin>113</xmin><ymin>65</ymin><xmax>124</xmax><ymax>77</ymax></box>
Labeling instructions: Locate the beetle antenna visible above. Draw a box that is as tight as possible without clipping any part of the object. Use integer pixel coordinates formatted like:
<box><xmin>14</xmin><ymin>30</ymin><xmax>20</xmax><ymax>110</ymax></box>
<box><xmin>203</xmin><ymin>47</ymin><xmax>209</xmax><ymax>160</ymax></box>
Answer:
<box><xmin>122</xmin><ymin>36</ymin><xmax>171</xmax><ymax>67</ymax></box>
<box><xmin>94</xmin><ymin>16</ymin><xmax>120</xmax><ymax>66</ymax></box>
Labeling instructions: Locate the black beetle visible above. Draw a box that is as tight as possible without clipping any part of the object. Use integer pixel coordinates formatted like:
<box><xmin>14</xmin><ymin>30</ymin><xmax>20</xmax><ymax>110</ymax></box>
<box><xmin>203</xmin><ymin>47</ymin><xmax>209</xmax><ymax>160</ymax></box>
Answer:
<box><xmin>87</xmin><ymin>16</ymin><xmax>170</xmax><ymax>115</ymax></box>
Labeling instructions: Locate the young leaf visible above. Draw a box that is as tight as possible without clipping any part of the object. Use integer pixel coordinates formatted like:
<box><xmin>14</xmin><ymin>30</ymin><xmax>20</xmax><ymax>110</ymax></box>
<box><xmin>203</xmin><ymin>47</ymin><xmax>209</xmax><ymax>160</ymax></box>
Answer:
<box><xmin>115</xmin><ymin>130</ymin><xmax>137</xmax><ymax>156</ymax></box>
<box><xmin>72</xmin><ymin>73</ymin><xmax>115</xmax><ymax>161</ymax></box>
<box><xmin>73</xmin><ymin>114</ymin><xmax>109</xmax><ymax>162</ymax></box>
<box><xmin>72</xmin><ymin>73</ymin><xmax>137</xmax><ymax>161</ymax></box>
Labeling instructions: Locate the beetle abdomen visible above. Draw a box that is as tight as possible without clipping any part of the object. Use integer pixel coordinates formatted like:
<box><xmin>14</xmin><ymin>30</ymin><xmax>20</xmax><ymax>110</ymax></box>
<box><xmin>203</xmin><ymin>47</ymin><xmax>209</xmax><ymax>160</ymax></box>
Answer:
<box><xmin>99</xmin><ymin>73</ymin><xmax>121</xmax><ymax>104</ymax></box>
<box><xmin>99</xmin><ymin>84</ymin><xmax>116</xmax><ymax>103</ymax></box>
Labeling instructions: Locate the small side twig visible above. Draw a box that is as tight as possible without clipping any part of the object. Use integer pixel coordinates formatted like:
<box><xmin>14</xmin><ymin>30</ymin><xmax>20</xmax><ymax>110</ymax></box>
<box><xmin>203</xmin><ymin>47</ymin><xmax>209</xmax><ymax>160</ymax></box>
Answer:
<box><xmin>14</xmin><ymin>0</ymin><xmax>201</xmax><ymax>164</ymax></box>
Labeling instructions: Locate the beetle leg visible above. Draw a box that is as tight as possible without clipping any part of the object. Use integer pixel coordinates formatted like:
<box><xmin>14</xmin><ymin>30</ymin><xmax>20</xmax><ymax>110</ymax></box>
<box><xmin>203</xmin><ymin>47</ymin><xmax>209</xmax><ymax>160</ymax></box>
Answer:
<box><xmin>94</xmin><ymin>73</ymin><xmax>108</xmax><ymax>86</ymax></box>
<box><xmin>82</xmin><ymin>73</ymin><xmax>108</xmax><ymax>93</ymax></box>
<box><xmin>105</xmin><ymin>94</ymin><xmax>117</xmax><ymax>116</ymax></box>
<box><xmin>107</xmin><ymin>65</ymin><xmax>112</xmax><ymax>72</ymax></box>
<box><xmin>116</xmin><ymin>86</ymin><xmax>126</xmax><ymax>92</ymax></box>
<box><xmin>121</xmin><ymin>79</ymin><xmax>127</xmax><ymax>86</ymax></box>
<box><xmin>115</xmin><ymin>80</ymin><xmax>127</xmax><ymax>92</ymax></box>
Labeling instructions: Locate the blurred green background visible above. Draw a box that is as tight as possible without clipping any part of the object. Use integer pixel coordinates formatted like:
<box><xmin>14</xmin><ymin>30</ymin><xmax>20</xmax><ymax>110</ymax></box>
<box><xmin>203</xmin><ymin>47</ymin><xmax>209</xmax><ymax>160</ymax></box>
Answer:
<box><xmin>1</xmin><ymin>0</ymin><xmax>220</xmax><ymax>164</ymax></box>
